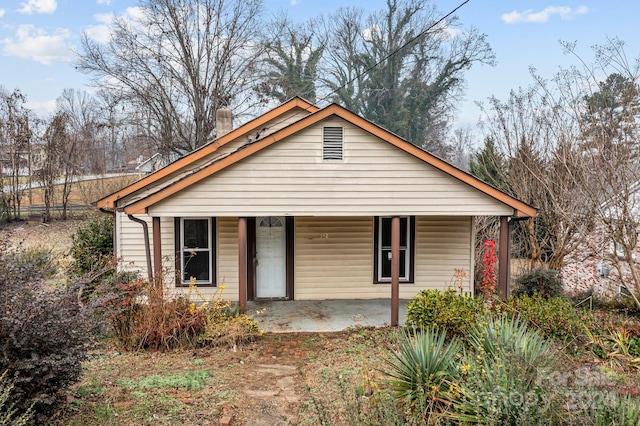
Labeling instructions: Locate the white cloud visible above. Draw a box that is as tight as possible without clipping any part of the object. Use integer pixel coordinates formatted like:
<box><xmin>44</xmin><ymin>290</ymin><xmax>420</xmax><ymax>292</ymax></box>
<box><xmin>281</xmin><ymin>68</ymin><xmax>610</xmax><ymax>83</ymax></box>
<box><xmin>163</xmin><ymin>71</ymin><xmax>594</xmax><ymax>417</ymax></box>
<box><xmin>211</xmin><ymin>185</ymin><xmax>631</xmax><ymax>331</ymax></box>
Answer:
<box><xmin>125</xmin><ymin>6</ymin><xmax>145</xmax><ymax>22</ymax></box>
<box><xmin>362</xmin><ymin>24</ymin><xmax>380</xmax><ymax>42</ymax></box>
<box><xmin>433</xmin><ymin>20</ymin><xmax>461</xmax><ymax>39</ymax></box>
<box><xmin>0</xmin><ymin>9</ymin><xmax>5</xmax><ymax>18</ymax></box>
<box><xmin>26</xmin><ymin>99</ymin><xmax>57</xmax><ymax>117</ymax></box>
<box><xmin>290</xmin><ymin>0</ymin><xmax>300</xmax><ymax>5</ymax></box>
<box><xmin>18</xmin><ymin>0</ymin><xmax>57</xmax><ymax>15</ymax></box>
<box><xmin>96</xmin><ymin>0</ymin><xmax>112</xmax><ymax>4</ymax></box>
<box><xmin>94</xmin><ymin>12</ymin><xmax>113</xmax><ymax>24</ymax></box>
<box><xmin>85</xmin><ymin>13</ymin><xmax>114</xmax><ymax>43</ymax></box>
<box><xmin>1</xmin><ymin>24</ymin><xmax>72</xmax><ymax>65</ymax></box>
<box><xmin>501</xmin><ymin>6</ymin><xmax>589</xmax><ymax>24</ymax></box>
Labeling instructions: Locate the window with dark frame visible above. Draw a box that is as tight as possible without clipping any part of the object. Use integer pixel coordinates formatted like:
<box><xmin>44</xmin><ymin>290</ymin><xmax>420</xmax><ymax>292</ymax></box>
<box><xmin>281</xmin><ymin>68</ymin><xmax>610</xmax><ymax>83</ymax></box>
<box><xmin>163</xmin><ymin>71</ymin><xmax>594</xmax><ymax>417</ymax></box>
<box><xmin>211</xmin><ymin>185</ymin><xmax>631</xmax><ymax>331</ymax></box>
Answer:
<box><xmin>374</xmin><ymin>216</ymin><xmax>415</xmax><ymax>283</ymax></box>
<box><xmin>176</xmin><ymin>217</ymin><xmax>215</xmax><ymax>286</ymax></box>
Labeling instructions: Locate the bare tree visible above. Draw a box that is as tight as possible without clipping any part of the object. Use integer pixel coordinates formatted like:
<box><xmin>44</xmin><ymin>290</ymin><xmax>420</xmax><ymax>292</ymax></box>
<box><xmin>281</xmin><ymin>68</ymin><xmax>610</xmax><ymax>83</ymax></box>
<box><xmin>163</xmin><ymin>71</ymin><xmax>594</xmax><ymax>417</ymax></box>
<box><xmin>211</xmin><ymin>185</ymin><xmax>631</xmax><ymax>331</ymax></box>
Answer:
<box><xmin>478</xmin><ymin>83</ymin><xmax>593</xmax><ymax>271</ymax></box>
<box><xmin>77</xmin><ymin>0</ymin><xmax>266</xmax><ymax>156</ymax></box>
<box><xmin>257</xmin><ymin>17</ymin><xmax>325</xmax><ymax>104</ymax></box>
<box><xmin>57</xmin><ymin>89</ymin><xmax>102</xmax><ymax>173</ymax></box>
<box><xmin>0</xmin><ymin>88</ymin><xmax>32</xmax><ymax>222</ymax></box>
<box><xmin>478</xmin><ymin>37</ymin><xmax>640</xmax><ymax>307</ymax></box>
<box><xmin>553</xmin><ymin>38</ymin><xmax>640</xmax><ymax>307</ymax></box>
<box><xmin>40</xmin><ymin>113</ymin><xmax>67</xmax><ymax>222</ymax></box>
<box><xmin>449</xmin><ymin>127</ymin><xmax>474</xmax><ymax>171</ymax></box>
<box><xmin>321</xmin><ymin>0</ymin><xmax>495</xmax><ymax>156</ymax></box>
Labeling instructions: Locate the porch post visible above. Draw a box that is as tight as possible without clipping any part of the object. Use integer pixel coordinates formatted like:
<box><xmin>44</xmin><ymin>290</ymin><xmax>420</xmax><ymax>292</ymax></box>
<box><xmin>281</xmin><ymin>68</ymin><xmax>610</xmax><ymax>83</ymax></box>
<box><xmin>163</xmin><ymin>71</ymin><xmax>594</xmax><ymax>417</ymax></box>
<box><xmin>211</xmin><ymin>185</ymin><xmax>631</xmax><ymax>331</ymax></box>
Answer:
<box><xmin>391</xmin><ymin>216</ymin><xmax>400</xmax><ymax>326</ymax></box>
<box><xmin>498</xmin><ymin>215</ymin><xmax>511</xmax><ymax>299</ymax></box>
<box><xmin>238</xmin><ymin>217</ymin><xmax>248</xmax><ymax>314</ymax></box>
<box><xmin>152</xmin><ymin>217</ymin><xmax>162</xmax><ymax>284</ymax></box>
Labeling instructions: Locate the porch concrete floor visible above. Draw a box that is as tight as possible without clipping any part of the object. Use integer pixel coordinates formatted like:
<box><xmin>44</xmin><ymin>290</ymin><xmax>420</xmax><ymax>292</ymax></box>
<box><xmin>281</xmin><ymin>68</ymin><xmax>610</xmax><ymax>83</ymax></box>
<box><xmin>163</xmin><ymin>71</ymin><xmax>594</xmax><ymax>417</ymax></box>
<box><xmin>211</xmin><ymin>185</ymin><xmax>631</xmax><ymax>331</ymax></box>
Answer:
<box><xmin>246</xmin><ymin>299</ymin><xmax>408</xmax><ymax>333</ymax></box>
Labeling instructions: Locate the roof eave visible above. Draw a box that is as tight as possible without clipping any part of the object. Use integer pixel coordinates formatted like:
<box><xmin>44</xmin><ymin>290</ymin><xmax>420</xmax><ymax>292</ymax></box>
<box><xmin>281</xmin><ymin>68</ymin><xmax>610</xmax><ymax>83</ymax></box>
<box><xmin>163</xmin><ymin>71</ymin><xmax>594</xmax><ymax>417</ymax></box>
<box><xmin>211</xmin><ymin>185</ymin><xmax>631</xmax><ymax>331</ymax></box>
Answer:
<box><xmin>122</xmin><ymin>103</ymin><xmax>537</xmax><ymax>218</ymax></box>
<box><xmin>93</xmin><ymin>97</ymin><xmax>319</xmax><ymax>208</ymax></box>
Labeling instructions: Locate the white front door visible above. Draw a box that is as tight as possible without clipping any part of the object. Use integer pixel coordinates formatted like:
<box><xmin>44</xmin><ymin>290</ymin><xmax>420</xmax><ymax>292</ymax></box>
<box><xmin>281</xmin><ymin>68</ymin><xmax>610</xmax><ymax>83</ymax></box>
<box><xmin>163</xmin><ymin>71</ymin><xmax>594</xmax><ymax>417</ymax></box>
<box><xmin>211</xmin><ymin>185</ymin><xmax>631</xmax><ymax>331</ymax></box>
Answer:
<box><xmin>256</xmin><ymin>216</ymin><xmax>286</xmax><ymax>298</ymax></box>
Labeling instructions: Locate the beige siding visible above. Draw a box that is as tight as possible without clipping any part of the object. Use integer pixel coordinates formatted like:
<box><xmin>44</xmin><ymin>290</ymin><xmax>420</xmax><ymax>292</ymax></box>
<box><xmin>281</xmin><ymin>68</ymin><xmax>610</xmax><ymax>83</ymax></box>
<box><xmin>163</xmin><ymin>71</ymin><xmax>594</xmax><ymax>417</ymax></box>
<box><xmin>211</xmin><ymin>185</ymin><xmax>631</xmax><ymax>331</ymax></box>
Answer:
<box><xmin>116</xmin><ymin>212</ymin><xmax>152</xmax><ymax>276</ymax></box>
<box><xmin>117</xmin><ymin>109</ymin><xmax>313</xmax><ymax>208</ymax></box>
<box><xmin>116</xmin><ymin>214</ymin><xmax>175</xmax><ymax>284</ymax></box>
<box><xmin>215</xmin><ymin>217</ymin><xmax>239</xmax><ymax>300</ymax></box>
<box><xmin>294</xmin><ymin>216</ymin><xmax>472</xmax><ymax>300</ymax></box>
<box><xmin>414</xmin><ymin>216</ymin><xmax>473</xmax><ymax>293</ymax></box>
<box><xmin>295</xmin><ymin>217</ymin><xmax>374</xmax><ymax>299</ymax></box>
<box><xmin>117</xmin><ymin>213</ymin><xmax>472</xmax><ymax>302</ymax></box>
<box><xmin>149</xmin><ymin>118</ymin><xmax>514</xmax><ymax>217</ymax></box>
<box><xmin>116</xmin><ymin>213</ymin><xmax>236</xmax><ymax>300</ymax></box>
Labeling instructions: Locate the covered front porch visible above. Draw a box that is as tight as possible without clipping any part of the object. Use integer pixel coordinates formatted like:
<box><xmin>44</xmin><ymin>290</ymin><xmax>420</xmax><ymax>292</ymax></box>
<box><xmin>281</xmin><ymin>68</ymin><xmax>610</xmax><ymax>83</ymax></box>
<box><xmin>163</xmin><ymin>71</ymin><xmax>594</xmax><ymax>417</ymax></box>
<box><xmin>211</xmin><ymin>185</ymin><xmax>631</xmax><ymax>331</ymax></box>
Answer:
<box><xmin>247</xmin><ymin>299</ymin><xmax>410</xmax><ymax>333</ymax></box>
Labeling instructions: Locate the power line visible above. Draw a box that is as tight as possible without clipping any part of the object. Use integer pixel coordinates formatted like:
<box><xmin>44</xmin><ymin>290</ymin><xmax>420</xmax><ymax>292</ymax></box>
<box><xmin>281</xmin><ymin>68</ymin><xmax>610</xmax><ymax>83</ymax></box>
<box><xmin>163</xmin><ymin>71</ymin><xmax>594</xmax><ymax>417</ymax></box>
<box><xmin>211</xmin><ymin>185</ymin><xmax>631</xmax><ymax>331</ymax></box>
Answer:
<box><xmin>249</xmin><ymin>0</ymin><xmax>471</xmax><ymax>142</ymax></box>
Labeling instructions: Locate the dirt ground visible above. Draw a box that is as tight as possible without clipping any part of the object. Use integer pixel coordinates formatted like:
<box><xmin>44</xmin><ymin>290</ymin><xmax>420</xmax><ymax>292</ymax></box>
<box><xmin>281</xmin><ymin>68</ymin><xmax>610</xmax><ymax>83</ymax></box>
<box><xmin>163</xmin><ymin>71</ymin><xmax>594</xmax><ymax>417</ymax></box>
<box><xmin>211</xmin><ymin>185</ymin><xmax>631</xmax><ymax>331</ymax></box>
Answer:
<box><xmin>51</xmin><ymin>329</ymin><xmax>393</xmax><ymax>425</ymax></box>
<box><xmin>1</xmin><ymin>217</ymin><xmax>394</xmax><ymax>425</ymax></box>
<box><xmin>1</xmin><ymin>217</ymin><xmax>86</xmax><ymax>279</ymax></box>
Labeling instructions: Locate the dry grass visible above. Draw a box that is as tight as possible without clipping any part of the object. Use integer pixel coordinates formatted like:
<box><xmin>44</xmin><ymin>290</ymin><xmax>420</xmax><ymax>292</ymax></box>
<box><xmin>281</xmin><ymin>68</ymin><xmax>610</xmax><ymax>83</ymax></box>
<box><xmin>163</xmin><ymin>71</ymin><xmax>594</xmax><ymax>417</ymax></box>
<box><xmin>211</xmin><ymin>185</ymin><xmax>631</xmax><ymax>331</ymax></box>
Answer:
<box><xmin>53</xmin><ymin>329</ymin><xmax>395</xmax><ymax>426</ymax></box>
<box><xmin>18</xmin><ymin>175</ymin><xmax>138</xmax><ymax>208</ymax></box>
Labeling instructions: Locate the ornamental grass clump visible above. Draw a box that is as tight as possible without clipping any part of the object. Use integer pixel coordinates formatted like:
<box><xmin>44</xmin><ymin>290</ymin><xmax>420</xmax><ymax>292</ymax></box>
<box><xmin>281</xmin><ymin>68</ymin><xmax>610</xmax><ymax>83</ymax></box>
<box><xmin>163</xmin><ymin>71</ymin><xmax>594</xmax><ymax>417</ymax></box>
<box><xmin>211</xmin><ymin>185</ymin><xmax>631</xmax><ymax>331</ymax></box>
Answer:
<box><xmin>92</xmin><ymin>276</ymin><xmax>206</xmax><ymax>351</ymax></box>
<box><xmin>382</xmin><ymin>327</ymin><xmax>460</xmax><ymax>422</ymax></box>
<box><xmin>452</xmin><ymin>315</ymin><xmax>562</xmax><ymax>425</ymax></box>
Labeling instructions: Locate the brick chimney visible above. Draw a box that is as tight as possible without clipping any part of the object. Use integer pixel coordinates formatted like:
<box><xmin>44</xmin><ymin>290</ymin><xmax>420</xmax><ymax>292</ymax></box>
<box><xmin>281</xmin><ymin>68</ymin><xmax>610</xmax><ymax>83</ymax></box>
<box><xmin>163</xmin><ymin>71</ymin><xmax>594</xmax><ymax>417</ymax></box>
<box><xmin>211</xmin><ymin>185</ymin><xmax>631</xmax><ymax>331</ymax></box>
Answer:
<box><xmin>216</xmin><ymin>109</ymin><xmax>233</xmax><ymax>137</ymax></box>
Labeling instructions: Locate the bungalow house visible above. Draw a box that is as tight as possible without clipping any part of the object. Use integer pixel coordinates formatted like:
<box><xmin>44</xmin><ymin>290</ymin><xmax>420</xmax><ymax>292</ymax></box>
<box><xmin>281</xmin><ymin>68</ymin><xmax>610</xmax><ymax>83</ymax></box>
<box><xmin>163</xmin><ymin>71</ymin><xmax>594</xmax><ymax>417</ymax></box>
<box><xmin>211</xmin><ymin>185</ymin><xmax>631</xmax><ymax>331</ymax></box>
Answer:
<box><xmin>94</xmin><ymin>98</ymin><xmax>536</xmax><ymax>324</ymax></box>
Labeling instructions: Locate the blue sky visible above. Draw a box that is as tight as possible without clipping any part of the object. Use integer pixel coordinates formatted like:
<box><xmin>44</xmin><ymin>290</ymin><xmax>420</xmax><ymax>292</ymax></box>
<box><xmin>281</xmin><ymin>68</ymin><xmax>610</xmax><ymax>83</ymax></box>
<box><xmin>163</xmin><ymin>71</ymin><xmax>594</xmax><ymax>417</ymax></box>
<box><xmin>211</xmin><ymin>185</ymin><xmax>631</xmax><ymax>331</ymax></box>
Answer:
<box><xmin>0</xmin><ymin>0</ymin><xmax>638</xmax><ymax>132</ymax></box>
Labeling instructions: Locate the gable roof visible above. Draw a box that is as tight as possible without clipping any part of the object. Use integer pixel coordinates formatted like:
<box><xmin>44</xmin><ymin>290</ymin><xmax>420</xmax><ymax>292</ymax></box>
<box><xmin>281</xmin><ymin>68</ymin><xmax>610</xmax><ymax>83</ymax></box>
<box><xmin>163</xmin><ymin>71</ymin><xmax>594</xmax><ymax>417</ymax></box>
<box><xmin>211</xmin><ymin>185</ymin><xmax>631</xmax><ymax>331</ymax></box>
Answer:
<box><xmin>94</xmin><ymin>97</ymin><xmax>318</xmax><ymax>209</ymax></box>
<box><xmin>112</xmin><ymin>102</ymin><xmax>536</xmax><ymax>218</ymax></box>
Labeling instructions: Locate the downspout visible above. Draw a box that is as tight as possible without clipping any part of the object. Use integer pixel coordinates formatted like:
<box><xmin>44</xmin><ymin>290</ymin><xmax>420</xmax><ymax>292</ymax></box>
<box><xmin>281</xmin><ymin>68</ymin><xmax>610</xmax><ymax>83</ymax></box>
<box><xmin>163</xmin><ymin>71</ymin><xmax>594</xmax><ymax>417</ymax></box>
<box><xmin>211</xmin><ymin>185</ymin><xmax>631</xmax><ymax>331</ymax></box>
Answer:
<box><xmin>99</xmin><ymin>207</ymin><xmax>117</xmax><ymax>257</ymax></box>
<box><xmin>127</xmin><ymin>214</ymin><xmax>153</xmax><ymax>283</ymax></box>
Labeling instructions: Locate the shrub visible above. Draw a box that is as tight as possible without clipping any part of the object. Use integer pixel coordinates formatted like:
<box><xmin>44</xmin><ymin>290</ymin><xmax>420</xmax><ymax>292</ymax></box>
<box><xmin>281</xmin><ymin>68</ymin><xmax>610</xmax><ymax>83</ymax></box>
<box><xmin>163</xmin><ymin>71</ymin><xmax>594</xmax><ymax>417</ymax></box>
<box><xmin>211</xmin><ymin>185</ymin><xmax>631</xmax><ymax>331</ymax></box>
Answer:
<box><xmin>0</xmin><ymin>371</ymin><xmax>31</xmax><ymax>426</ymax></box>
<box><xmin>98</xmin><ymin>280</ymin><xmax>205</xmax><ymax>351</ymax></box>
<box><xmin>453</xmin><ymin>315</ymin><xmax>562</xmax><ymax>425</ymax></box>
<box><xmin>0</xmin><ymin>242</ymin><xmax>98</xmax><ymax>420</ymax></box>
<box><xmin>192</xmin><ymin>284</ymin><xmax>262</xmax><ymax>348</ymax></box>
<box><xmin>405</xmin><ymin>289</ymin><xmax>484</xmax><ymax>338</ymax></box>
<box><xmin>591</xmin><ymin>295</ymin><xmax>640</xmax><ymax>316</ymax></box>
<box><xmin>90</xmin><ymin>272</ymin><xmax>145</xmax><ymax>348</ymax></box>
<box><xmin>68</xmin><ymin>215</ymin><xmax>114</xmax><ymax>277</ymax></box>
<box><xmin>14</xmin><ymin>246</ymin><xmax>58</xmax><ymax>279</ymax></box>
<box><xmin>382</xmin><ymin>327</ymin><xmax>459</xmax><ymax>421</ymax></box>
<box><xmin>93</xmin><ymin>275</ymin><xmax>261</xmax><ymax>351</ymax></box>
<box><xmin>512</xmin><ymin>267</ymin><xmax>563</xmax><ymax>299</ymax></box>
<box><xmin>495</xmin><ymin>294</ymin><xmax>591</xmax><ymax>346</ymax></box>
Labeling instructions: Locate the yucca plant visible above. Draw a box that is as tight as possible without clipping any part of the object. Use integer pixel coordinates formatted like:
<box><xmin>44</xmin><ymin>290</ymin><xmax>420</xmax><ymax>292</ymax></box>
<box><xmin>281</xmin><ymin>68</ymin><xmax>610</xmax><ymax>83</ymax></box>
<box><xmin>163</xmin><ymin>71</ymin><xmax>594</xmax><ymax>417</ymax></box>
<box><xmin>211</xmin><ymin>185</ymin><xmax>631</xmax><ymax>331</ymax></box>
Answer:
<box><xmin>382</xmin><ymin>327</ymin><xmax>460</xmax><ymax>421</ymax></box>
<box><xmin>590</xmin><ymin>394</ymin><xmax>640</xmax><ymax>426</ymax></box>
<box><xmin>453</xmin><ymin>315</ymin><xmax>561</xmax><ymax>425</ymax></box>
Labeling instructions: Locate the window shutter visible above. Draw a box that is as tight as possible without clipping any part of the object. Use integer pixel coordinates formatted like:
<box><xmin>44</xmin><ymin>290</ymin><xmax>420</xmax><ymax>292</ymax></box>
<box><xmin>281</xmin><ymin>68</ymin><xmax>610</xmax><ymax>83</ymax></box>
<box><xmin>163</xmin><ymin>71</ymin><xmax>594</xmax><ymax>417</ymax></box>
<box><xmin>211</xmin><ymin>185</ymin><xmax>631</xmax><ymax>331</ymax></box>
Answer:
<box><xmin>323</xmin><ymin>127</ymin><xmax>343</xmax><ymax>160</ymax></box>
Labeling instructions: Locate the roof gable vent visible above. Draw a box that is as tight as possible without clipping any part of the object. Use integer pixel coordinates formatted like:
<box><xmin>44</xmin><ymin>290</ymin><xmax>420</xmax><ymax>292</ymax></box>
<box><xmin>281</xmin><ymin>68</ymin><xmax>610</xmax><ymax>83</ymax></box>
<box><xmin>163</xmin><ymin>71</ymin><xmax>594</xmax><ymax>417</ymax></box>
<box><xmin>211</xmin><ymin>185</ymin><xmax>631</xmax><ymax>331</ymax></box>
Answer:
<box><xmin>323</xmin><ymin>126</ymin><xmax>343</xmax><ymax>161</ymax></box>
